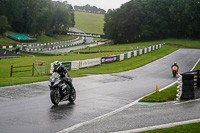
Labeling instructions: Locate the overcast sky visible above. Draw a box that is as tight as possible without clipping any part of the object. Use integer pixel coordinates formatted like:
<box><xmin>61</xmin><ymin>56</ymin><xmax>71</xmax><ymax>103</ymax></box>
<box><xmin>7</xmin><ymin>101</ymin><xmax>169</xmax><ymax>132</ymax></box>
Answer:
<box><xmin>54</xmin><ymin>0</ymin><xmax>131</xmax><ymax>11</ymax></box>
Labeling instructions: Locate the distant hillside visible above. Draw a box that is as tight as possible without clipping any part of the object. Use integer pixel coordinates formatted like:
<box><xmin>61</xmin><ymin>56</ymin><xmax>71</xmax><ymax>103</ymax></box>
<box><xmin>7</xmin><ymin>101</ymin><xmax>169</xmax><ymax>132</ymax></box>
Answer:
<box><xmin>74</xmin><ymin>11</ymin><xmax>105</xmax><ymax>35</ymax></box>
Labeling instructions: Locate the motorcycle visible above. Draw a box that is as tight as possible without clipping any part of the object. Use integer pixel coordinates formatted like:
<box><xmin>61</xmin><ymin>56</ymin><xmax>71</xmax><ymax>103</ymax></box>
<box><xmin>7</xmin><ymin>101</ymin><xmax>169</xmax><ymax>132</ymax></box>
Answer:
<box><xmin>48</xmin><ymin>72</ymin><xmax>76</xmax><ymax>105</ymax></box>
<box><xmin>172</xmin><ymin>66</ymin><xmax>178</xmax><ymax>77</ymax></box>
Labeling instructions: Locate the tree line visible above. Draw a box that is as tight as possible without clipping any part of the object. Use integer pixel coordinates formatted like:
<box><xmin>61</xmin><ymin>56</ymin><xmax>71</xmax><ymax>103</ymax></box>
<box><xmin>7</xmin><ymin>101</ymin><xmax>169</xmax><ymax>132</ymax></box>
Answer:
<box><xmin>74</xmin><ymin>4</ymin><xmax>106</xmax><ymax>14</ymax></box>
<box><xmin>104</xmin><ymin>0</ymin><xmax>200</xmax><ymax>44</ymax></box>
<box><xmin>0</xmin><ymin>0</ymin><xmax>75</xmax><ymax>36</ymax></box>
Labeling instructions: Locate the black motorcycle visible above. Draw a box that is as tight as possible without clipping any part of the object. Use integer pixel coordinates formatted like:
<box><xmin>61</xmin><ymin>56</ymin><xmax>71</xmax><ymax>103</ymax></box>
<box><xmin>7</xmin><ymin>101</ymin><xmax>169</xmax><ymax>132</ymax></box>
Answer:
<box><xmin>48</xmin><ymin>72</ymin><xmax>76</xmax><ymax>105</ymax></box>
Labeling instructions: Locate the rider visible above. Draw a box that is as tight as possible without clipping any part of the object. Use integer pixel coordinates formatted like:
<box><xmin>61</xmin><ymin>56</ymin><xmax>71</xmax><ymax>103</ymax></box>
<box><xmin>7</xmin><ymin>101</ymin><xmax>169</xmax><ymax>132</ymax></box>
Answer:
<box><xmin>171</xmin><ymin>61</ymin><xmax>179</xmax><ymax>71</ymax></box>
<box><xmin>53</xmin><ymin>61</ymin><xmax>75</xmax><ymax>93</ymax></box>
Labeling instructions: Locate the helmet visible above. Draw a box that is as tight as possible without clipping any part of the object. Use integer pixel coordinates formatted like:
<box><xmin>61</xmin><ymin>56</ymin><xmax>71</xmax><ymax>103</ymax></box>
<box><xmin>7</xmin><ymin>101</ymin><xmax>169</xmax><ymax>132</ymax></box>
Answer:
<box><xmin>53</xmin><ymin>61</ymin><xmax>61</xmax><ymax>70</ymax></box>
<box><xmin>174</xmin><ymin>61</ymin><xmax>177</xmax><ymax>65</ymax></box>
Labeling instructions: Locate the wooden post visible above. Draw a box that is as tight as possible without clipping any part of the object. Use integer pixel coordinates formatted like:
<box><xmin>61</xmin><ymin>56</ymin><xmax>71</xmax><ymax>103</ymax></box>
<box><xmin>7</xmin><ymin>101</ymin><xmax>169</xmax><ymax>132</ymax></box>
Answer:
<box><xmin>32</xmin><ymin>63</ymin><xmax>34</xmax><ymax>76</ymax></box>
<box><xmin>10</xmin><ymin>65</ymin><xmax>13</xmax><ymax>77</ymax></box>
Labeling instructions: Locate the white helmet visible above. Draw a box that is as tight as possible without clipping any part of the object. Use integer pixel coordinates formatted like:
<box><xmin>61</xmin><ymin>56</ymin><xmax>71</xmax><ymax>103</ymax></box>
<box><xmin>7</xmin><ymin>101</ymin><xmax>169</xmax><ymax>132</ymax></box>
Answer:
<box><xmin>53</xmin><ymin>61</ymin><xmax>61</xmax><ymax>70</ymax></box>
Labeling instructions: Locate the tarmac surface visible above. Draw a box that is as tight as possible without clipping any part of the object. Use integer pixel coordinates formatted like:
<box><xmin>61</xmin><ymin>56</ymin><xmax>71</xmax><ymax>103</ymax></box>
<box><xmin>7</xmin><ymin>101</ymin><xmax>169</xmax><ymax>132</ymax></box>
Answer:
<box><xmin>44</xmin><ymin>39</ymin><xmax>103</xmax><ymax>53</ymax></box>
<box><xmin>44</xmin><ymin>27</ymin><xmax>103</xmax><ymax>53</ymax></box>
<box><xmin>0</xmin><ymin>49</ymin><xmax>200</xmax><ymax>133</ymax></box>
<box><xmin>0</xmin><ymin>49</ymin><xmax>20</xmax><ymax>59</ymax></box>
<box><xmin>63</xmin><ymin>100</ymin><xmax>200</xmax><ymax>133</ymax></box>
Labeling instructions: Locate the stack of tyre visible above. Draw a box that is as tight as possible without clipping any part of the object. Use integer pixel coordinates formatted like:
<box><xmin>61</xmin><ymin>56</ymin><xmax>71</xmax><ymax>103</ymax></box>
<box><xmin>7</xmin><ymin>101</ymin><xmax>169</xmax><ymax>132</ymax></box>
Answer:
<box><xmin>181</xmin><ymin>70</ymin><xmax>200</xmax><ymax>99</ymax></box>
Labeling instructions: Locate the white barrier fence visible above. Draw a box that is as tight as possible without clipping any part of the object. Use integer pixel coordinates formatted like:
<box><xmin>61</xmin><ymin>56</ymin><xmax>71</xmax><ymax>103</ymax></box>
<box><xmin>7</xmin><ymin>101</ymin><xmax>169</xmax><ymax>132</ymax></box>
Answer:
<box><xmin>50</xmin><ymin>44</ymin><xmax>163</xmax><ymax>73</ymax></box>
<box><xmin>16</xmin><ymin>37</ymin><xmax>87</xmax><ymax>52</ymax></box>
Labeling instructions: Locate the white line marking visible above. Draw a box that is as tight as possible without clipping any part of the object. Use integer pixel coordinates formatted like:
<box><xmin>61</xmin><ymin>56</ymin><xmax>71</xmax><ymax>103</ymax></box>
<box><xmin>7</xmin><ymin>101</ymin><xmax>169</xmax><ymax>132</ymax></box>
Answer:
<box><xmin>57</xmin><ymin>58</ymin><xmax>200</xmax><ymax>133</ymax></box>
<box><xmin>57</xmin><ymin>81</ymin><xmax>176</xmax><ymax>133</ymax></box>
<box><xmin>175</xmin><ymin>98</ymin><xmax>200</xmax><ymax>105</ymax></box>
<box><xmin>112</xmin><ymin>118</ymin><xmax>200</xmax><ymax>133</ymax></box>
<box><xmin>190</xmin><ymin>58</ymin><xmax>200</xmax><ymax>71</ymax></box>
<box><xmin>57</xmin><ymin>99</ymin><xmax>142</xmax><ymax>133</ymax></box>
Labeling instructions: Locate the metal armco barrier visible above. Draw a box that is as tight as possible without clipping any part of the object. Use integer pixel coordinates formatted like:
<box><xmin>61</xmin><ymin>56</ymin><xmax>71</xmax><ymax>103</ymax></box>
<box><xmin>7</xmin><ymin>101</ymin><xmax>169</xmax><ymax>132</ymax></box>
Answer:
<box><xmin>179</xmin><ymin>70</ymin><xmax>200</xmax><ymax>99</ymax></box>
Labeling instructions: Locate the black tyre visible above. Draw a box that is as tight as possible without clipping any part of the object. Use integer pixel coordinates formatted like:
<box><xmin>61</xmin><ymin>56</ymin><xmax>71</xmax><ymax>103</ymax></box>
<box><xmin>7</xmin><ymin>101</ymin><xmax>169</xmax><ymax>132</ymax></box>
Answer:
<box><xmin>50</xmin><ymin>90</ymin><xmax>60</xmax><ymax>105</ymax></box>
<box><xmin>69</xmin><ymin>88</ymin><xmax>76</xmax><ymax>103</ymax></box>
<box><xmin>173</xmin><ymin>71</ymin><xmax>176</xmax><ymax>77</ymax></box>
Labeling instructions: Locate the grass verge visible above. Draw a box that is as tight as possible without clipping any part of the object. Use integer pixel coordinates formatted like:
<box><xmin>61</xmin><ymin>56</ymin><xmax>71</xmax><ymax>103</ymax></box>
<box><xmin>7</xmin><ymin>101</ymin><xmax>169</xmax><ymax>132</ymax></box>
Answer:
<box><xmin>0</xmin><ymin>34</ymin><xmax>77</xmax><ymax>46</ymax></box>
<box><xmin>0</xmin><ymin>44</ymin><xmax>178</xmax><ymax>87</ymax></box>
<box><xmin>74</xmin><ymin>11</ymin><xmax>105</xmax><ymax>34</ymax></box>
<box><xmin>1</xmin><ymin>38</ymin><xmax>200</xmax><ymax>87</ymax></box>
<box><xmin>142</xmin><ymin>122</ymin><xmax>200</xmax><ymax>133</ymax></box>
<box><xmin>139</xmin><ymin>84</ymin><xmax>178</xmax><ymax>102</ymax></box>
<box><xmin>69</xmin><ymin>45</ymin><xmax>177</xmax><ymax>77</ymax></box>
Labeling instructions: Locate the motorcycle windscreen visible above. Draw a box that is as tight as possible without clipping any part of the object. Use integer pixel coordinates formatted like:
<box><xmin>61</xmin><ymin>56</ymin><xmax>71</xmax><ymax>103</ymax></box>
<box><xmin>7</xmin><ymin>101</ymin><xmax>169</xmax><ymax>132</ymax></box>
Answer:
<box><xmin>172</xmin><ymin>66</ymin><xmax>178</xmax><ymax>71</ymax></box>
<box><xmin>51</xmin><ymin>72</ymin><xmax>60</xmax><ymax>79</ymax></box>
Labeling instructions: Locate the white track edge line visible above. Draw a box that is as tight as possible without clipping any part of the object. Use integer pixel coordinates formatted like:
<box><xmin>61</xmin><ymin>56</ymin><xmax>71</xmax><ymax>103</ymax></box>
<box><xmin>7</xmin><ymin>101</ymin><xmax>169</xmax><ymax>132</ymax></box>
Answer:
<box><xmin>113</xmin><ymin>118</ymin><xmax>200</xmax><ymax>133</ymax></box>
<box><xmin>190</xmin><ymin>58</ymin><xmax>200</xmax><ymax>71</ymax></box>
<box><xmin>57</xmin><ymin>98</ymin><xmax>142</xmax><ymax>133</ymax></box>
<box><xmin>57</xmin><ymin>81</ymin><xmax>176</xmax><ymax>133</ymax></box>
<box><xmin>57</xmin><ymin>58</ymin><xmax>200</xmax><ymax>133</ymax></box>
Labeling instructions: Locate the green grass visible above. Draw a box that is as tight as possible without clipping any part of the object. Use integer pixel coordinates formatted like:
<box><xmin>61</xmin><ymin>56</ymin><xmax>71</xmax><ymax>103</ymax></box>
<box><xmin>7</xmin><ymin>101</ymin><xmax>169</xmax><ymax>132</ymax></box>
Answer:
<box><xmin>74</xmin><ymin>43</ymin><xmax>148</xmax><ymax>53</ymax></box>
<box><xmin>164</xmin><ymin>38</ymin><xmax>200</xmax><ymax>49</ymax></box>
<box><xmin>193</xmin><ymin>60</ymin><xmax>200</xmax><ymax>71</ymax></box>
<box><xmin>0</xmin><ymin>36</ymin><xmax>17</xmax><ymax>45</ymax></box>
<box><xmin>1</xmin><ymin>38</ymin><xmax>200</xmax><ymax>87</ymax></box>
<box><xmin>0</xmin><ymin>34</ymin><xmax>77</xmax><ymax>46</ymax></box>
<box><xmin>75</xmin><ymin>38</ymin><xmax>200</xmax><ymax>53</ymax></box>
<box><xmin>70</xmin><ymin>45</ymin><xmax>178</xmax><ymax>77</ymax></box>
<box><xmin>36</xmin><ymin>35</ymin><xmax>77</xmax><ymax>43</ymax></box>
<box><xmin>139</xmin><ymin>84</ymin><xmax>178</xmax><ymax>102</ymax></box>
<box><xmin>74</xmin><ymin>11</ymin><xmax>105</xmax><ymax>34</ymax></box>
<box><xmin>142</xmin><ymin>122</ymin><xmax>200</xmax><ymax>133</ymax></box>
<box><xmin>0</xmin><ymin>44</ymin><xmax>177</xmax><ymax>87</ymax></box>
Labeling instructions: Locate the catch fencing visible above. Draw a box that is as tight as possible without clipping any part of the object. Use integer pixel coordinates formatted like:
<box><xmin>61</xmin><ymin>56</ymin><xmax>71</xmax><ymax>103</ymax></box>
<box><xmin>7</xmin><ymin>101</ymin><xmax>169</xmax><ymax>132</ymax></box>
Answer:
<box><xmin>50</xmin><ymin>44</ymin><xmax>163</xmax><ymax>73</ymax></box>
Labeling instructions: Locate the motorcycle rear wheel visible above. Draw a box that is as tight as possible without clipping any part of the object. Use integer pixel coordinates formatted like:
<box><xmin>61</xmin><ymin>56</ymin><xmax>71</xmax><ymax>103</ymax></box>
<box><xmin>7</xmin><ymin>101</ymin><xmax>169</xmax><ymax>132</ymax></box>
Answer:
<box><xmin>69</xmin><ymin>88</ymin><xmax>76</xmax><ymax>103</ymax></box>
<box><xmin>173</xmin><ymin>71</ymin><xmax>177</xmax><ymax>77</ymax></box>
<box><xmin>50</xmin><ymin>90</ymin><xmax>60</xmax><ymax>105</ymax></box>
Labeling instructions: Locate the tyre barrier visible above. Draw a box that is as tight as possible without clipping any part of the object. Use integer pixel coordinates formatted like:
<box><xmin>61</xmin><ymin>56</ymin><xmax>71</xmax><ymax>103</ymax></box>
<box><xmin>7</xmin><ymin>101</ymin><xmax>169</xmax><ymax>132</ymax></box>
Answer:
<box><xmin>50</xmin><ymin>44</ymin><xmax>163</xmax><ymax>73</ymax></box>
<box><xmin>177</xmin><ymin>70</ymin><xmax>200</xmax><ymax>100</ymax></box>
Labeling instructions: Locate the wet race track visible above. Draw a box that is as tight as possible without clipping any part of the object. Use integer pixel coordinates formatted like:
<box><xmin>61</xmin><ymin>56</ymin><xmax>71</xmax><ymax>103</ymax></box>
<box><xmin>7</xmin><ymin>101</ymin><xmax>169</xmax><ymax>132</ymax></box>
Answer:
<box><xmin>0</xmin><ymin>49</ymin><xmax>200</xmax><ymax>133</ymax></box>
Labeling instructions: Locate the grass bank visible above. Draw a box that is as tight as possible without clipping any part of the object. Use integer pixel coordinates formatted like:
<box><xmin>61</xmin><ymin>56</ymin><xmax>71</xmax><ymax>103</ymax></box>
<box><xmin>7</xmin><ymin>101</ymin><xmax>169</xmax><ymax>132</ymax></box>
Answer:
<box><xmin>0</xmin><ymin>44</ymin><xmax>177</xmax><ymax>87</ymax></box>
<box><xmin>0</xmin><ymin>33</ymin><xmax>77</xmax><ymax>46</ymax></box>
<box><xmin>74</xmin><ymin>11</ymin><xmax>104</xmax><ymax>34</ymax></box>
<box><xmin>1</xmin><ymin>38</ymin><xmax>200</xmax><ymax>87</ymax></box>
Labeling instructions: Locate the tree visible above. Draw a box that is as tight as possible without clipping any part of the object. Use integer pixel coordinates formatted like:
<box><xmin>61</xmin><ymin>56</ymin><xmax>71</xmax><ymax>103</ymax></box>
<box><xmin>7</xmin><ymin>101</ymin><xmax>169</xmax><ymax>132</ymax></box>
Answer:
<box><xmin>104</xmin><ymin>9</ymin><xmax>119</xmax><ymax>43</ymax></box>
<box><xmin>141</xmin><ymin>0</ymin><xmax>173</xmax><ymax>40</ymax></box>
<box><xmin>0</xmin><ymin>16</ymin><xmax>11</xmax><ymax>34</ymax></box>
<box><xmin>104</xmin><ymin>0</ymin><xmax>144</xmax><ymax>43</ymax></box>
<box><xmin>0</xmin><ymin>0</ymin><xmax>75</xmax><ymax>36</ymax></box>
<box><xmin>169</xmin><ymin>0</ymin><xmax>200</xmax><ymax>38</ymax></box>
<box><xmin>51</xmin><ymin>1</ymin><xmax>73</xmax><ymax>31</ymax></box>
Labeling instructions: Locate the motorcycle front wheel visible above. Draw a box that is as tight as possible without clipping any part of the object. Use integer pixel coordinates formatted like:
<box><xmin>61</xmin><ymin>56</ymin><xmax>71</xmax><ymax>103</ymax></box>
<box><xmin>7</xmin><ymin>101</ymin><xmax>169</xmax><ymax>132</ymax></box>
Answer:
<box><xmin>69</xmin><ymin>88</ymin><xmax>76</xmax><ymax>103</ymax></box>
<box><xmin>50</xmin><ymin>90</ymin><xmax>60</xmax><ymax>105</ymax></box>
